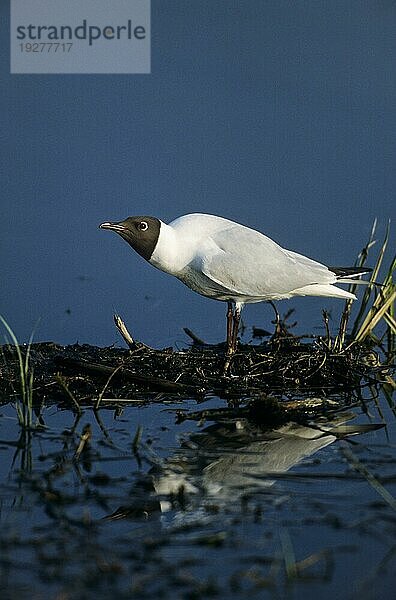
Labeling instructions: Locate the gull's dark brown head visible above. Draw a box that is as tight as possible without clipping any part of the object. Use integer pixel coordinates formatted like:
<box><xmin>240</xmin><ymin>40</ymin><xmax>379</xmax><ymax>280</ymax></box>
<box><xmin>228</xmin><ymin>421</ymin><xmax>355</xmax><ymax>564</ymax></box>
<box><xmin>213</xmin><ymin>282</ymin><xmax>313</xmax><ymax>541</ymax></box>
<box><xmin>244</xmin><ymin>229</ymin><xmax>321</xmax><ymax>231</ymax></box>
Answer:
<box><xmin>99</xmin><ymin>216</ymin><xmax>161</xmax><ymax>261</ymax></box>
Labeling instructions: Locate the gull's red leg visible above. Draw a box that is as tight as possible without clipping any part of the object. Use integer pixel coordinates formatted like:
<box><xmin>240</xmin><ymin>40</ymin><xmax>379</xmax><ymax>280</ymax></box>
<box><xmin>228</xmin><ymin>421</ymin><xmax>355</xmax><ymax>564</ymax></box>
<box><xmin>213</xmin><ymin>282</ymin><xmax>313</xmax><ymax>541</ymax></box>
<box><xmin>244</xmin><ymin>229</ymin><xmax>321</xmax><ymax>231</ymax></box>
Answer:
<box><xmin>224</xmin><ymin>302</ymin><xmax>243</xmax><ymax>374</ymax></box>
<box><xmin>269</xmin><ymin>300</ymin><xmax>281</xmax><ymax>336</ymax></box>
<box><xmin>226</xmin><ymin>301</ymin><xmax>233</xmax><ymax>352</ymax></box>
<box><xmin>231</xmin><ymin>306</ymin><xmax>241</xmax><ymax>352</ymax></box>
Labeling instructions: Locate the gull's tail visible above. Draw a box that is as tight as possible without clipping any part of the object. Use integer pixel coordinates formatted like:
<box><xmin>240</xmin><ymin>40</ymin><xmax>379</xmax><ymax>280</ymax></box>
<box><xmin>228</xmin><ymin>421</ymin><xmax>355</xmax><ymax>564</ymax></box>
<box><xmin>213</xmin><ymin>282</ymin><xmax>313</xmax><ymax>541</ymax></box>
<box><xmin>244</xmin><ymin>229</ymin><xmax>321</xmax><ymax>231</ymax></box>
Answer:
<box><xmin>328</xmin><ymin>266</ymin><xmax>373</xmax><ymax>285</ymax></box>
<box><xmin>290</xmin><ymin>266</ymin><xmax>373</xmax><ymax>301</ymax></box>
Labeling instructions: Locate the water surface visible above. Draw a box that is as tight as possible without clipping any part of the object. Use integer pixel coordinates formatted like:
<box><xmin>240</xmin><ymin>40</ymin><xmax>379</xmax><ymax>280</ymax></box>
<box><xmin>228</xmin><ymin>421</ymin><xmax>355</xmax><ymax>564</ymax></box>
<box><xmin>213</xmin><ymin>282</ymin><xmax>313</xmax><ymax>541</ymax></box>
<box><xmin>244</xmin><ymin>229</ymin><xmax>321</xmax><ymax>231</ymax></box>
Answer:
<box><xmin>0</xmin><ymin>391</ymin><xmax>394</xmax><ymax>599</ymax></box>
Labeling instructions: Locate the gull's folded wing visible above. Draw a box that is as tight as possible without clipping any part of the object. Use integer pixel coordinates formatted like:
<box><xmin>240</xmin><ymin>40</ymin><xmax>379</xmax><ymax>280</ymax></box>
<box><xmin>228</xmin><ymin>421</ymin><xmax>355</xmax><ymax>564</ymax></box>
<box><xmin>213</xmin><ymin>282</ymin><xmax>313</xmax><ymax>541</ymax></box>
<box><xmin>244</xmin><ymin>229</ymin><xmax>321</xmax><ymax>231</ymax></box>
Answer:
<box><xmin>200</xmin><ymin>226</ymin><xmax>337</xmax><ymax>299</ymax></box>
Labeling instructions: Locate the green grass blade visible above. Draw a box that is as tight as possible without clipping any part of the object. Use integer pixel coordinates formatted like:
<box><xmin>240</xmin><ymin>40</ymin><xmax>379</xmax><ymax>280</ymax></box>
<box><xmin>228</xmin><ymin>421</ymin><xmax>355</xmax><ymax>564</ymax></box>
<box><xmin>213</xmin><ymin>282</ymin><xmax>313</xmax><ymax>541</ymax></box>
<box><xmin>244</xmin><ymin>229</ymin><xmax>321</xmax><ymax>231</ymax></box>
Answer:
<box><xmin>355</xmin><ymin>288</ymin><xmax>396</xmax><ymax>343</ymax></box>
<box><xmin>0</xmin><ymin>315</ymin><xmax>35</xmax><ymax>428</ymax></box>
<box><xmin>351</xmin><ymin>221</ymin><xmax>390</xmax><ymax>338</ymax></box>
<box><xmin>0</xmin><ymin>315</ymin><xmax>27</xmax><ymax>406</ymax></box>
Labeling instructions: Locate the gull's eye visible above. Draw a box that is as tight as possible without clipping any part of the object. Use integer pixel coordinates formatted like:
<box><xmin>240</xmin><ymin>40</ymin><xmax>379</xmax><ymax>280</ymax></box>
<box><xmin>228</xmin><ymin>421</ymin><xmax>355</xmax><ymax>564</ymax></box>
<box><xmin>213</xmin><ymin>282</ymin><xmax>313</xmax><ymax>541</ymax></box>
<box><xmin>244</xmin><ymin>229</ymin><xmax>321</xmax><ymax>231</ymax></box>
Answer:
<box><xmin>138</xmin><ymin>221</ymin><xmax>148</xmax><ymax>232</ymax></box>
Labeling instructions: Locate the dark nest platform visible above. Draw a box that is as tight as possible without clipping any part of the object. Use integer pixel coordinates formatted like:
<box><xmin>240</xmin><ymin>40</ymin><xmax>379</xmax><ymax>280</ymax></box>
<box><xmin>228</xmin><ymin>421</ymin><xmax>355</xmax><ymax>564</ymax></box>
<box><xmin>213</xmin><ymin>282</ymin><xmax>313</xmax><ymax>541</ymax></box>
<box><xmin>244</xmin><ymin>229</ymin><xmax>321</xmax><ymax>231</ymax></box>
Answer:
<box><xmin>0</xmin><ymin>331</ymin><xmax>391</xmax><ymax>425</ymax></box>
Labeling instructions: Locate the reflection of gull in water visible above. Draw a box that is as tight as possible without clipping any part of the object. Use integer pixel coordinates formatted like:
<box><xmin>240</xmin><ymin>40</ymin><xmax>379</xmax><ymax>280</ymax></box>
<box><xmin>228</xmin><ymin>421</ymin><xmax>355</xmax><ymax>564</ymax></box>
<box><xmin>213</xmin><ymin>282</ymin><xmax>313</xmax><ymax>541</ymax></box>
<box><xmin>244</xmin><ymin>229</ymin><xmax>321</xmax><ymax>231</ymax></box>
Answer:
<box><xmin>201</xmin><ymin>421</ymin><xmax>341</xmax><ymax>495</ymax></box>
<box><xmin>104</xmin><ymin>414</ymin><xmax>383</xmax><ymax>520</ymax></box>
<box><xmin>153</xmin><ymin>415</ymin><xmax>379</xmax><ymax>511</ymax></box>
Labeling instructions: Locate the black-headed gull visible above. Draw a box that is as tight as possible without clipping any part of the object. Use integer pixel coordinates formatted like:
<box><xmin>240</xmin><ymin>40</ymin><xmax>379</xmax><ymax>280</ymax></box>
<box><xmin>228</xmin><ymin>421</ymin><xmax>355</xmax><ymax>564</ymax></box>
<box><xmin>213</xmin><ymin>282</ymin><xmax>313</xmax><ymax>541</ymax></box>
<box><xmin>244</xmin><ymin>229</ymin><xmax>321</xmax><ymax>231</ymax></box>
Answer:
<box><xmin>100</xmin><ymin>213</ymin><xmax>368</xmax><ymax>354</ymax></box>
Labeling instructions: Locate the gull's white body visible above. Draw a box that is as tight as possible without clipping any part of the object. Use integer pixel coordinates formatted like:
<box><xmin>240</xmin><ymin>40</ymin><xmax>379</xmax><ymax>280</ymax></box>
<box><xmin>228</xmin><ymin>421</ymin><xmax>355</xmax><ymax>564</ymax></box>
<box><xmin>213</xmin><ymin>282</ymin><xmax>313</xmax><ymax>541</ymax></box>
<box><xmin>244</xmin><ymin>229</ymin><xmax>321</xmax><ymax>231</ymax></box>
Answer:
<box><xmin>149</xmin><ymin>213</ymin><xmax>356</xmax><ymax>306</ymax></box>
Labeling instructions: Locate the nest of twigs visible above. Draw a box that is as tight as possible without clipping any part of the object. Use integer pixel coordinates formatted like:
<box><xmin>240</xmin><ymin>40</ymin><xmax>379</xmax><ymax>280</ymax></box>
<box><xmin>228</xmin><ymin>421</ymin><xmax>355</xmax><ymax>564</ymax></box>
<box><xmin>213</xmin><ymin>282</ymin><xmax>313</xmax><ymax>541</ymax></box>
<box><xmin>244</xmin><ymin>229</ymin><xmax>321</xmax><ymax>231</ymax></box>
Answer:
<box><xmin>0</xmin><ymin>333</ymin><xmax>387</xmax><ymax>415</ymax></box>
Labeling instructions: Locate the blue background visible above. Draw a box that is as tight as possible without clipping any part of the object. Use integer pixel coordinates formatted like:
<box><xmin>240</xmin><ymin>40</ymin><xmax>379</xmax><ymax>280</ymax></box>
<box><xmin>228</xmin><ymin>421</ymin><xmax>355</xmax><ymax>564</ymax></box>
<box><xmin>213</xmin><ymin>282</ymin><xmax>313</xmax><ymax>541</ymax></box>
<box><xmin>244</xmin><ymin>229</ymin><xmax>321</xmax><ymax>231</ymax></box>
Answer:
<box><xmin>1</xmin><ymin>1</ymin><xmax>395</xmax><ymax>347</ymax></box>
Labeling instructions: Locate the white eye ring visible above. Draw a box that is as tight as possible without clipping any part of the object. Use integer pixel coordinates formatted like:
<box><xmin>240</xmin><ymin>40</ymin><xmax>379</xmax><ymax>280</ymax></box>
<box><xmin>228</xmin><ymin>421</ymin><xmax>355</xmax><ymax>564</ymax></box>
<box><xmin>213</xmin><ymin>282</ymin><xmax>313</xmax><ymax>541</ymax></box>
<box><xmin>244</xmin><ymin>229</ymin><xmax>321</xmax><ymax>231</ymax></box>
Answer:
<box><xmin>138</xmin><ymin>221</ymin><xmax>148</xmax><ymax>231</ymax></box>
